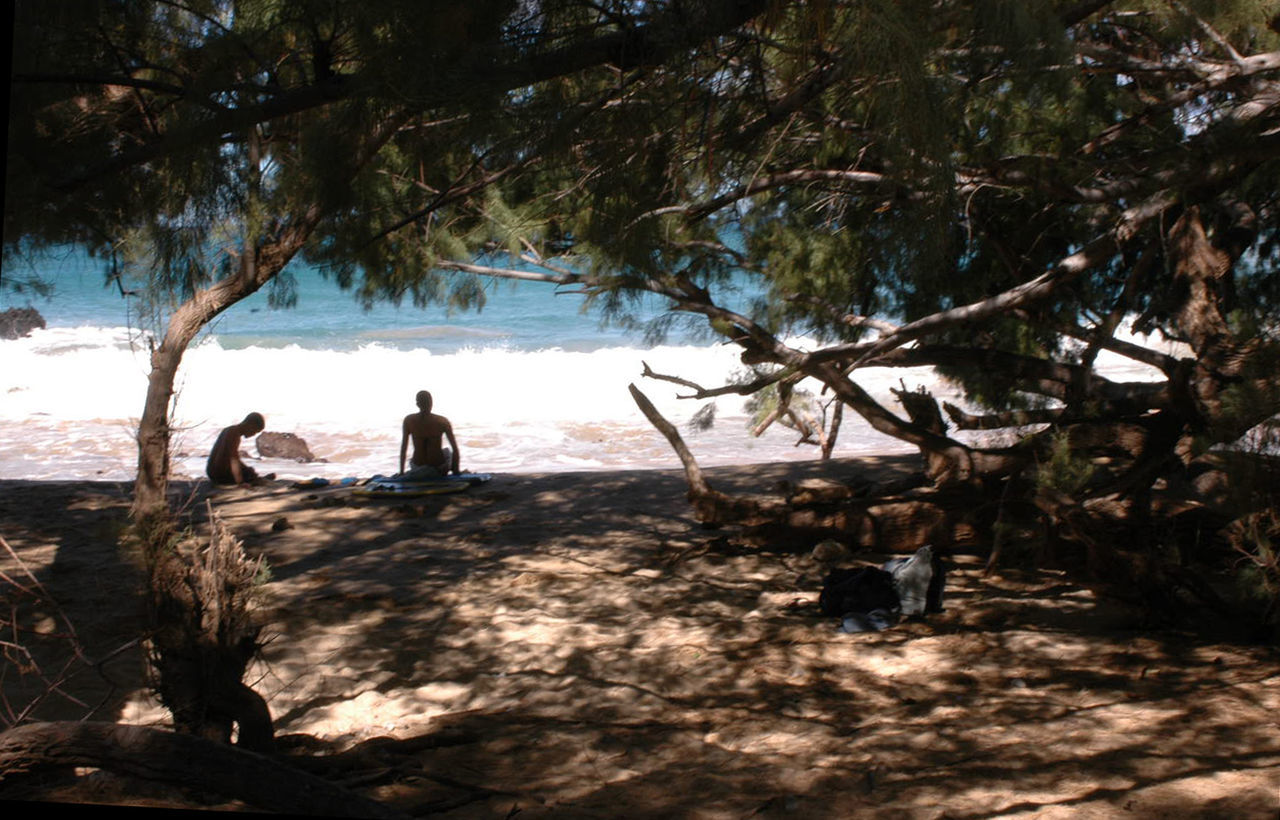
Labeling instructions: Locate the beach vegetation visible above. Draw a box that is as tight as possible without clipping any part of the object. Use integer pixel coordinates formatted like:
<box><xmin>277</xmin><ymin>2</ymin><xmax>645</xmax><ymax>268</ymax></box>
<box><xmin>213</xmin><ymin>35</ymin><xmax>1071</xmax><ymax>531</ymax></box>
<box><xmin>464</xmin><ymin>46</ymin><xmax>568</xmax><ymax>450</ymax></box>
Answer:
<box><xmin>6</xmin><ymin>0</ymin><xmax>1280</xmax><ymax>775</ymax></box>
<box><xmin>143</xmin><ymin>508</ymin><xmax>273</xmax><ymax>752</ymax></box>
<box><xmin>510</xmin><ymin>1</ymin><xmax>1279</xmax><ymax>637</ymax></box>
<box><xmin>5</xmin><ymin>0</ymin><xmax>788</xmax><ymax>765</ymax></box>
<box><xmin>1034</xmin><ymin>431</ymin><xmax>1096</xmax><ymax>498</ymax></box>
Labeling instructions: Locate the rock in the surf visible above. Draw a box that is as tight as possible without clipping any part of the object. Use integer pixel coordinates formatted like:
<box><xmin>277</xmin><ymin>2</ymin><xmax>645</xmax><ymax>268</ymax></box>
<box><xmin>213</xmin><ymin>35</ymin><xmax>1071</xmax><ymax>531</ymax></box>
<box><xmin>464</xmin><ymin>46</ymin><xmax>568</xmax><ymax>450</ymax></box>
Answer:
<box><xmin>257</xmin><ymin>431</ymin><xmax>318</xmax><ymax>462</ymax></box>
<box><xmin>0</xmin><ymin>307</ymin><xmax>46</xmax><ymax>340</ymax></box>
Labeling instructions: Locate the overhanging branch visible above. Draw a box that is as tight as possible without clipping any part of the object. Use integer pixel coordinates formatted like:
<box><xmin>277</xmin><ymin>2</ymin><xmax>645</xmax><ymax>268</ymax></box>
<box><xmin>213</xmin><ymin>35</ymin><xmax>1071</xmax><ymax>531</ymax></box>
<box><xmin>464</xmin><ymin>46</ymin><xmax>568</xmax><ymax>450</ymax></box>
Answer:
<box><xmin>640</xmin><ymin>360</ymin><xmax>794</xmax><ymax>399</ymax></box>
<box><xmin>43</xmin><ymin>0</ymin><xmax>778</xmax><ymax>193</ymax></box>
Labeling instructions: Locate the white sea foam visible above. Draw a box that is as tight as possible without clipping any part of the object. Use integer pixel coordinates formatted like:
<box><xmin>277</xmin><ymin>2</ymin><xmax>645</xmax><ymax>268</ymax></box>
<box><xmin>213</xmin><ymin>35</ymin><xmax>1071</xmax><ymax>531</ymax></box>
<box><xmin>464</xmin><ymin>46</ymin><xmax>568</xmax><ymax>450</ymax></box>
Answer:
<box><xmin>0</xmin><ymin>320</ymin><xmax>1182</xmax><ymax>481</ymax></box>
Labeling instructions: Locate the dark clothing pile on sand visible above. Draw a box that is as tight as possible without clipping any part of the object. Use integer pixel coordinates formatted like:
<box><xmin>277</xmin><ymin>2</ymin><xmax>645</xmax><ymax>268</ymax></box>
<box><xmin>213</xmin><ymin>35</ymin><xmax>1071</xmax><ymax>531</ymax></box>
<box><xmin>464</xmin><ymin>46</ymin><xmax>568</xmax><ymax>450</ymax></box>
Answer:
<box><xmin>820</xmin><ymin>545</ymin><xmax>946</xmax><ymax>633</ymax></box>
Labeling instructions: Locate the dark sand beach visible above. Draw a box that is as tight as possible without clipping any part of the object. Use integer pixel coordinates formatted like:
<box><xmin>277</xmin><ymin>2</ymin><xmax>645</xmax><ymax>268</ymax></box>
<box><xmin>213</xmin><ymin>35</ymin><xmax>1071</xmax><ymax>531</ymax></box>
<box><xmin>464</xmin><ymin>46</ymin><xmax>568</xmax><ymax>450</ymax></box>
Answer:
<box><xmin>3</xmin><ymin>456</ymin><xmax>1279</xmax><ymax>817</ymax></box>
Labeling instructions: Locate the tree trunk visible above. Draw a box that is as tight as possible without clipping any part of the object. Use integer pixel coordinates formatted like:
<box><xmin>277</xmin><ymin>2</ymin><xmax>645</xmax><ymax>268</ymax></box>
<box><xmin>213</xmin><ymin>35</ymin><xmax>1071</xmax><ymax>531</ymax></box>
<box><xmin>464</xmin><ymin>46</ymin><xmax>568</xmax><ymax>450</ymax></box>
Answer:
<box><xmin>132</xmin><ymin>266</ymin><xmax>276</xmax><ymax>521</ymax></box>
<box><xmin>0</xmin><ymin>721</ymin><xmax>408</xmax><ymax>818</ymax></box>
<box><xmin>133</xmin><ymin>325</ymin><xmax>203</xmax><ymax>526</ymax></box>
<box><xmin>128</xmin><ymin>222</ymin><xmax>320</xmax><ymax>749</ymax></box>
<box><xmin>130</xmin><ymin>203</ymin><xmax>323</xmax><ymax>522</ymax></box>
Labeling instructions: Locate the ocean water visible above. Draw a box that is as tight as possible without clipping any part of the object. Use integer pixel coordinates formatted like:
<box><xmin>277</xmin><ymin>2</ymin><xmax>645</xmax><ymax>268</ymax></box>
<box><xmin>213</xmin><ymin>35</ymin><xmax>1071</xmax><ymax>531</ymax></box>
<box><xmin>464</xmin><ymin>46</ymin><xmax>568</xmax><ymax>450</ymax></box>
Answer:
<box><xmin>1</xmin><ymin>249</ymin><xmax>1176</xmax><ymax>482</ymax></box>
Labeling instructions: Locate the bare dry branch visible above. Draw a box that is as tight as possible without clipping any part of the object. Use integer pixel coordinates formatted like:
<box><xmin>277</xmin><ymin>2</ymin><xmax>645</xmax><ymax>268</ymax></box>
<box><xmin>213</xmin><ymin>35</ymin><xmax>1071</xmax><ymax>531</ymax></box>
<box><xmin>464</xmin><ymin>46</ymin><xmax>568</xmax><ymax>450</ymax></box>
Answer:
<box><xmin>943</xmin><ymin>402</ymin><xmax>1066</xmax><ymax>430</ymax></box>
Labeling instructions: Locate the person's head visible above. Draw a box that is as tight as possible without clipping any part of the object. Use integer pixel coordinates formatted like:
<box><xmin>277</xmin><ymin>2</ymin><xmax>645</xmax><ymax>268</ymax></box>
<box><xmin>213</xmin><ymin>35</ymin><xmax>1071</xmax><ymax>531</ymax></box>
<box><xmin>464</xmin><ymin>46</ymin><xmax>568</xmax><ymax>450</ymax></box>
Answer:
<box><xmin>415</xmin><ymin>390</ymin><xmax>433</xmax><ymax>412</ymax></box>
<box><xmin>241</xmin><ymin>412</ymin><xmax>265</xmax><ymax>436</ymax></box>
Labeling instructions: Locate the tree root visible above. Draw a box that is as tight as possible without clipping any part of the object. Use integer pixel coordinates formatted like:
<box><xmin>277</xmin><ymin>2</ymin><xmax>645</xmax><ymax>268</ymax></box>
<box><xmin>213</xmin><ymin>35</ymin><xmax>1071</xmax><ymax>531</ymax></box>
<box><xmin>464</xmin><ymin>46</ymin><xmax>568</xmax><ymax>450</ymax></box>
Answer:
<box><xmin>0</xmin><ymin>721</ymin><xmax>409</xmax><ymax>818</ymax></box>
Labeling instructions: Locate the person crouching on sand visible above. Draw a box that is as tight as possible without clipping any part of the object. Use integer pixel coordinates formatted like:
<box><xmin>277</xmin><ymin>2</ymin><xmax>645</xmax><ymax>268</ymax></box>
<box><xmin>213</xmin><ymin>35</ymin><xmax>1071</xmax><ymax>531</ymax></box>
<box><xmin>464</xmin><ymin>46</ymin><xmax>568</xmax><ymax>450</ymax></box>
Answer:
<box><xmin>206</xmin><ymin>412</ymin><xmax>272</xmax><ymax>485</ymax></box>
<box><xmin>399</xmin><ymin>390</ymin><xmax>460</xmax><ymax>478</ymax></box>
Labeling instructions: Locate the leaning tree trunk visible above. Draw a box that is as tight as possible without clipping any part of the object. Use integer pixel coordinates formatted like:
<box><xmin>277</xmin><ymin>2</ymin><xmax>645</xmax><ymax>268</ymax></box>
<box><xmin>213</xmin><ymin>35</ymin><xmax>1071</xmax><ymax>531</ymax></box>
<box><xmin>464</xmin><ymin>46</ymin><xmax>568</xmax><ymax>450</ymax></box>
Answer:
<box><xmin>132</xmin><ymin>268</ymin><xmax>282</xmax><ymax>749</ymax></box>
<box><xmin>134</xmin><ymin>320</ymin><xmax>208</xmax><ymax>530</ymax></box>
<box><xmin>132</xmin><ymin>250</ymin><xmax>295</xmax><ymax>523</ymax></box>
<box><xmin>129</xmin><ymin>220</ymin><xmax>318</xmax><ymax>749</ymax></box>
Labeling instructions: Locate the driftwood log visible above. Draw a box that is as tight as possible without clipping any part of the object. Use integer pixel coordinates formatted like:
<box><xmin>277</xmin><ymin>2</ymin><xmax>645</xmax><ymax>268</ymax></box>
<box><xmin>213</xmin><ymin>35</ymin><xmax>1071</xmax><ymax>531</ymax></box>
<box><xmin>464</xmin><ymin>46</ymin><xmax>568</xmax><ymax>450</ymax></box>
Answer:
<box><xmin>0</xmin><ymin>721</ymin><xmax>409</xmax><ymax>818</ymax></box>
<box><xmin>628</xmin><ymin>383</ymin><xmax>979</xmax><ymax>550</ymax></box>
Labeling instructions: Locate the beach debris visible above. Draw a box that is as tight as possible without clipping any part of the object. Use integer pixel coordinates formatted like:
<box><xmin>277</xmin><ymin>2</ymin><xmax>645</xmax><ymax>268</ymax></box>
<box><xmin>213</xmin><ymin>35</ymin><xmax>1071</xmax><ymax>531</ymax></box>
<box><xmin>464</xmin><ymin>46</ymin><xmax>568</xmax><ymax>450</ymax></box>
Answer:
<box><xmin>818</xmin><ymin>545</ymin><xmax>948</xmax><ymax>632</ymax></box>
<box><xmin>257</xmin><ymin>431</ymin><xmax>319</xmax><ymax>462</ymax></box>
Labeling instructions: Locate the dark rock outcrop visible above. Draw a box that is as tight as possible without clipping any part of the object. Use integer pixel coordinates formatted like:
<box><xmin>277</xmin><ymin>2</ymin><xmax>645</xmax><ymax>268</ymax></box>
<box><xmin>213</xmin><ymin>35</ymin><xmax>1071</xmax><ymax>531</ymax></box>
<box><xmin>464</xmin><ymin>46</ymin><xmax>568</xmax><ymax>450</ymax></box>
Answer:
<box><xmin>0</xmin><ymin>307</ymin><xmax>46</xmax><ymax>339</ymax></box>
<box><xmin>256</xmin><ymin>432</ymin><xmax>318</xmax><ymax>463</ymax></box>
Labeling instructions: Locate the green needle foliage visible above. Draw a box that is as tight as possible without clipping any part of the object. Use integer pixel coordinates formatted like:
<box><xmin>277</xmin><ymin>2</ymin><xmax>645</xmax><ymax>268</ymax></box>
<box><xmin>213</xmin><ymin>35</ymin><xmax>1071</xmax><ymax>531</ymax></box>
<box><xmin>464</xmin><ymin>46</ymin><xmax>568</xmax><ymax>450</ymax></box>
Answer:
<box><xmin>7</xmin><ymin>1</ymin><xmax>1280</xmax><ymax>633</ymax></box>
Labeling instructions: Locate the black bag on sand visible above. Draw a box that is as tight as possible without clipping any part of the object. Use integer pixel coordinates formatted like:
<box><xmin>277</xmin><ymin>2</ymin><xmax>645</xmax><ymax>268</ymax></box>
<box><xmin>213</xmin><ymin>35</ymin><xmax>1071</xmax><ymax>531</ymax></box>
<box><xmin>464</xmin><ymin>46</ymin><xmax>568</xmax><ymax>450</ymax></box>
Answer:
<box><xmin>819</xmin><ymin>566</ymin><xmax>901</xmax><ymax>618</ymax></box>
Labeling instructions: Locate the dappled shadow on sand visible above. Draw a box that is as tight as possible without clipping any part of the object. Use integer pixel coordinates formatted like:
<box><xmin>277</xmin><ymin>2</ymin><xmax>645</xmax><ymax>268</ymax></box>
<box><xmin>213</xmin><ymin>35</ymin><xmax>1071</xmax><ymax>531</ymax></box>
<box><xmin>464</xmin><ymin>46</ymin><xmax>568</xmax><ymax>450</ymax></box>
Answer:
<box><xmin>3</xmin><ymin>459</ymin><xmax>1279</xmax><ymax>817</ymax></box>
<box><xmin>217</xmin><ymin>463</ymin><xmax>1280</xmax><ymax>818</ymax></box>
<box><xmin>0</xmin><ymin>480</ymin><xmax>143</xmax><ymax>727</ymax></box>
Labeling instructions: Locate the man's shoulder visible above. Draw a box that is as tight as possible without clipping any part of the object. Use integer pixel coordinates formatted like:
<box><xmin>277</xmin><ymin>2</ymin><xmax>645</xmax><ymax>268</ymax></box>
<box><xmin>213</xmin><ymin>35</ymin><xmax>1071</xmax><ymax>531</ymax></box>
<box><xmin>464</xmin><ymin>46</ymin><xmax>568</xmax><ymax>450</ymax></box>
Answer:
<box><xmin>405</xmin><ymin>412</ymin><xmax>446</xmax><ymax>430</ymax></box>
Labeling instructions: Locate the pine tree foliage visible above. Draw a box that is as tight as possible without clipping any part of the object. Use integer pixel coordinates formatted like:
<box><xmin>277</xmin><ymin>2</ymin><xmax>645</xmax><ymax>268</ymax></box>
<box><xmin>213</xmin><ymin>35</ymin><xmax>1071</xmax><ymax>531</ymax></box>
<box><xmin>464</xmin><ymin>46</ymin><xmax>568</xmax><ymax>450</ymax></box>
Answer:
<box><xmin>6</xmin><ymin>1</ymin><xmax>1280</xmax><ymax>627</ymax></box>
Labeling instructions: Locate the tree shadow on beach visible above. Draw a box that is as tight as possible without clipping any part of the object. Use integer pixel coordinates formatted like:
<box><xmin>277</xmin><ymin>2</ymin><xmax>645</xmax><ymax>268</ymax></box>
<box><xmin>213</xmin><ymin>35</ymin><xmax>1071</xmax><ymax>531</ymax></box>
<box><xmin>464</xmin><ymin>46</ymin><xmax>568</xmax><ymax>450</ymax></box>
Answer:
<box><xmin>4</xmin><ymin>462</ymin><xmax>1279</xmax><ymax>816</ymax></box>
<box><xmin>0</xmin><ymin>480</ymin><xmax>144</xmax><ymax>729</ymax></box>
<box><xmin>259</xmin><ymin>548</ymin><xmax>1280</xmax><ymax>818</ymax></box>
<box><xmin>204</xmin><ymin>464</ymin><xmax>1280</xmax><ymax>817</ymax></box>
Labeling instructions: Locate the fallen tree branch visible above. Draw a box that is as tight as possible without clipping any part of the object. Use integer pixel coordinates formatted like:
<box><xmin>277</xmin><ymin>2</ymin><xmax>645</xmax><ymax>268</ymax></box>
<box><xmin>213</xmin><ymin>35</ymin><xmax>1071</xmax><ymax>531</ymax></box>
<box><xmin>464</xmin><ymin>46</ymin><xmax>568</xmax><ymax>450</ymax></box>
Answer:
<box><xmin>629</xmin><ymin>383</ymin><xmax>738</xmax><ymax>524</ymax></box>
<box><xmin>629</xmin><ymin>383</ymin><xmax>982</xmax><ymax>546</ymax></box>
<box><xmin>0</xmin><ymin>721</ymin><xmax>409</xmax><ymax>818</ymax></box>
<box><xmin>944</xmin><ymin>403</ymin><xmax>1066</xmax><ymax>430</ymax></box>
<box><xmin>627</xmin><ymin>384</ymin><xmax>709</xmax><ymax>495</ymax></box>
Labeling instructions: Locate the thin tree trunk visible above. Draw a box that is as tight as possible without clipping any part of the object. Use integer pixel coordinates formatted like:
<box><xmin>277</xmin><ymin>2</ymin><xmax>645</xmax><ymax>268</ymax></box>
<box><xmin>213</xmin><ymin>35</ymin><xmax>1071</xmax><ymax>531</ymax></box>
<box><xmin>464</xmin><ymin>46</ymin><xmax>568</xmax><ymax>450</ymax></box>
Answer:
<box><xmin>821</xmin><ymin>400</ymin><xmax>843</xmax><ymax>460</ymax></box>
<box><xmin>130</xmin><ymin>224</ymin><xmax>318</xmax><ymax>521</ymax></box>
<box><xmin>133</xmin><ymin>320</ymin><xmax>205</xmax><ymax>524</ymax></box>
<box><xmin>129</xmin><ymin>229</ymin><xmax>315</xmax><ymax>748</ymax></box>
<box><xmin>628</xmin><ymin>383</ymin><xmax>737</xmax><ymax>523</ymax></box>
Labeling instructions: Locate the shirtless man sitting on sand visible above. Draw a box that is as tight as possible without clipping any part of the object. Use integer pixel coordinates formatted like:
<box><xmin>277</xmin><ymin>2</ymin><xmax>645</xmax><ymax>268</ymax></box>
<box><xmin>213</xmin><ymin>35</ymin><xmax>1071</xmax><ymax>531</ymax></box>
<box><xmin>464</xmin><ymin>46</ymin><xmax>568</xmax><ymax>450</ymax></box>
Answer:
<box><xmin>206</xmin><ymin>412</ymin><xmax>271</xmax><ymax>485</ymax></box>
<box><xmin>399</xmin><ymin>390</ymin><xmax>460</xmax><ymax>478</ymax></box>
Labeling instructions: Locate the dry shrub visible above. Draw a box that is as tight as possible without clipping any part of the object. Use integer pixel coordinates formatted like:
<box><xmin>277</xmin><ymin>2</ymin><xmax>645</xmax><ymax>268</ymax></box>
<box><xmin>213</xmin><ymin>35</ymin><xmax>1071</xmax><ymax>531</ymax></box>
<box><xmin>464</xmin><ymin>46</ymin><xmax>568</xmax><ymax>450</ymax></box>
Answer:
<box><xmin>1224</xmin><ymin>507</ymin><xmax>1280</xmax><ymax>634</ymax></box>
<box><xmin>144</xmin><ymin>504</ymin><xmax>273</xmax><ymax>749</ymax></box>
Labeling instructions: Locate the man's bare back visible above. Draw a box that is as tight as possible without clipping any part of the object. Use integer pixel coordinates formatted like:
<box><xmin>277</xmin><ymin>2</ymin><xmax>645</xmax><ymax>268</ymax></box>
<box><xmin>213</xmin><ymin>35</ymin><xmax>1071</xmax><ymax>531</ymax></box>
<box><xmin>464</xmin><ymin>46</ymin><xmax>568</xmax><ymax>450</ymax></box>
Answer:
<box><xmin>399</xmin><ymin>390</ymin><xmax>460</xmax><ymax>476</ymax></box>
<box><xmin>207</xmin><ymin>412</ymin><xmax>266</xmax><ymax>485</ymax></box>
